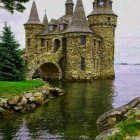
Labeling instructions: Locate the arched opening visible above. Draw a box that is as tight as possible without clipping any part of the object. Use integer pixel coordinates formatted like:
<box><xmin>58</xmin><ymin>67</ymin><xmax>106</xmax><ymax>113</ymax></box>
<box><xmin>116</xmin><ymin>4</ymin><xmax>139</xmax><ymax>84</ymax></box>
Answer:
<box><xmin>54</xmin><ymin>39</ymin><xmax>61</xmax><ymax>52</ymax></box>
<box><xmin>32</xmin><ymin>63</ymin><xmax>61</xmax><ymax>80</ymax></box>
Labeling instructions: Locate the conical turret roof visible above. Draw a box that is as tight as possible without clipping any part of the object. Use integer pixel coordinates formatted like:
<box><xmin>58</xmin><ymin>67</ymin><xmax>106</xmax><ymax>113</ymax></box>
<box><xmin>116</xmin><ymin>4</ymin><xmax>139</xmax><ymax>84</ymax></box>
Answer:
<box><xmin>26</xmin><ymin>1</ymin><xmax>41</xmax><ymax>24</ymax></box>
<box><xmin>66</xmin><ymin>0</ymin><xmax>92</xmax><ymax>33</ymax></box>
<box><xmin>88</xmin><ymin>0</ymin><xmax>117</xmax><ymax>17</ymax></box>
<box><xmin>43</xmin><ymin>13</ymin><xmax>48</xmax><ymax>27</ymax></box>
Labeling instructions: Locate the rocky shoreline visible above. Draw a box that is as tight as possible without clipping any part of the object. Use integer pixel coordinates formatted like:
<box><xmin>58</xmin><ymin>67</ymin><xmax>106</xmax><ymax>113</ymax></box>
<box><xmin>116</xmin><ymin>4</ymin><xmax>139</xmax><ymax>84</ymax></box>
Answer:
<box><xmin>95</xmin><ymin>97</ymin><xmax>140</xmax><ymax>140</ymax></box>
<box><xmin>0</xmin><ymin>83</ymin><xmax>64</xmax><ymax>118</ymax></box>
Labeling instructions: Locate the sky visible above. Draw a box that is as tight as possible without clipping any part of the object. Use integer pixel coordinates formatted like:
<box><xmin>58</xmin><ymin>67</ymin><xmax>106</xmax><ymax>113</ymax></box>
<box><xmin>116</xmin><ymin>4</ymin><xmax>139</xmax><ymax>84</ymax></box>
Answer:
<box><xmin>0</xmin><ymin>0</ymin><xmax>140</xmax><ymax>64</ymax></box>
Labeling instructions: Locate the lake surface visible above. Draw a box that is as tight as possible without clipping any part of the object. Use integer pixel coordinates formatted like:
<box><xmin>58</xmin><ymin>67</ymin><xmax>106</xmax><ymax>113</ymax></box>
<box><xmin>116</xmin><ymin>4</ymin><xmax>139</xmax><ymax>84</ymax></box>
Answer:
<box><xmin>0</xmin><ymin>65</ymin><xmax>140</xmax><ymax>140</ymax></box>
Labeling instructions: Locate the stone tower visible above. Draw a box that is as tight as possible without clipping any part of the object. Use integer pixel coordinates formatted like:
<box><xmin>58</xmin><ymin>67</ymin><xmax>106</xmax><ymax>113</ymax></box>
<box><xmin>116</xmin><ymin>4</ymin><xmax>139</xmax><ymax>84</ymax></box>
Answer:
<box><xmin>65</xmin><ymin>0</ymin><xmax>74</xmax><ymax>15</ymax></box>
<box><xmin>88</xmin><ymin>0</ymin><xmax>118</xmax><ymax>78</ymax></box>
<box><xmin>24</xmin><ymin>1</ymin><xmax>44</xmax><ymax>53</ymax></box>
<box><xmin>65</xmin><ymin>0</ymin><xmax>95</xmax><ymax>80</ymax></box>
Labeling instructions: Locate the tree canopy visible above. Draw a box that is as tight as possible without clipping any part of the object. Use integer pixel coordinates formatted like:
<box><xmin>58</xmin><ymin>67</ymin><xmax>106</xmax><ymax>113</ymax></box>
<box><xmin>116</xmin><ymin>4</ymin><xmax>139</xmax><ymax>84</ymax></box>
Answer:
<box><xmin>0</xmin><ymin>0</ymin><xmax>30</xmax><ymax>13</ymax></box>
<box><xmin>0</xmin><ymin>23</ymin><xmax>25</xmax><ymax>81</ymax></box>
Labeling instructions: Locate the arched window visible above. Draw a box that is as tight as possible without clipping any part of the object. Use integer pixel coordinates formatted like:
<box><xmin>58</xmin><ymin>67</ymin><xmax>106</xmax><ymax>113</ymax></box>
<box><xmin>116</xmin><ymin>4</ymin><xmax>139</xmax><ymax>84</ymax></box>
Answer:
<box><xmin>108</xmin><ymin>17</ymin><xmax>111</xmax><ymax>22</ymax></box>
<box><xmin>81</xmin><ymin>57</ymin><xmax>85</xmax><ymax>71</ymax></box>
<box><xmin>54</xmin><ymin>39</ymin><xmax>60</xmax><ymax>52</ymax></box>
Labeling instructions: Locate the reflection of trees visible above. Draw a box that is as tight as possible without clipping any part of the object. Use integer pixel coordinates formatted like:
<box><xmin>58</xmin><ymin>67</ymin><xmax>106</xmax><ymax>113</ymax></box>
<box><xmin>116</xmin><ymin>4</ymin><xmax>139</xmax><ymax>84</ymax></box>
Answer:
<box><xmin>0</xmin><ymin>80</ymin><xmax>115</xmax><ymax>139</ymax></box>
<box><xmin>0</xmin><ymin>114</ymin><xmax>21</xmax><ymax>139</ymax></box>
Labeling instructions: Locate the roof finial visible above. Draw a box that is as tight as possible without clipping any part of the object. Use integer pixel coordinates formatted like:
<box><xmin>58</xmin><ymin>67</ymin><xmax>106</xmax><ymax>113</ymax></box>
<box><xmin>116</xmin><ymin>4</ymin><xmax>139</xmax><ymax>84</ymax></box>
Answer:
<box><xmin>43</xmin><ymin>10</ymin><xmax>48</xmax><ymax>27</ymax></box>
<box><xmin>26</xmin><ymin>1</ymin><xmax>41</xmax><ymax>24</ymax></box>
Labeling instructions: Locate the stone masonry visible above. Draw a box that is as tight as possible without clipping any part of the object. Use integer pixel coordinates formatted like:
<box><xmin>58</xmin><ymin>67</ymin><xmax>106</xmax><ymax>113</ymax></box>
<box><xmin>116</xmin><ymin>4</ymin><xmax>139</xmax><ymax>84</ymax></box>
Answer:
<box><xmin>23</xmin><ymin>0</ymin><xmax>118</xmax><ymax>81</ymax></box>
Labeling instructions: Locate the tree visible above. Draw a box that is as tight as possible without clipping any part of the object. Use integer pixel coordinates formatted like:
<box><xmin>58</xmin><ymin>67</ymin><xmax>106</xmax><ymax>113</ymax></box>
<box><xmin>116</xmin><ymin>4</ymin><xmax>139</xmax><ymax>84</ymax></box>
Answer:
<box><xmin>0</xmin><ymin>0</ymin><xmax>30</xmax><ymax>13</ymax></box>
<box><xmin>0</xmin><ymin>23</ymin><xmax>25</xmax><ymax>81</ymax></box>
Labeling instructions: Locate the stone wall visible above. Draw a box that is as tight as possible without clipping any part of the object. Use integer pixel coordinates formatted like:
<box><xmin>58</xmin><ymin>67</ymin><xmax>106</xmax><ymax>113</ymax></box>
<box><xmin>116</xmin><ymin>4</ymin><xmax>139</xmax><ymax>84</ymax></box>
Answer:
<box><xmin>0</xmin><ymin>84</ymin><xmax>64</xmax><ymax>118</ymax></box>
<box><xmin>65</xmin><ymin>33</ymin><xmax>101</xmax><ymax>81</ymax></box>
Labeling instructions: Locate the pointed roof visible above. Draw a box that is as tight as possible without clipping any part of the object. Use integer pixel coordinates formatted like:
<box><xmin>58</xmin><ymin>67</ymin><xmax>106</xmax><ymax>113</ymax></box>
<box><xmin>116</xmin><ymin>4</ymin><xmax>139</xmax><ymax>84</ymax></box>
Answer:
<box><xmin>43</xmin><ymin>13</ymin><xmax>48</xmax><ymax>27</ymax></box>
<box><xmin>66</xmin><ymin>0</ymin><xmax>92</xmax><ymax>33</ymax></box>
<box><xmin>65</xmin><ymin>0</ymin><xmax>74</xmax><ymax>5</ymax></box>
<box><xmin>49</xmin><ymin>19</ymin><xmax>58</xmax><ymax>25</ymax></box>
<box><xmin>26</xmin><ymin>1</ymin><xmax>41</xmax><ymax>24</ymax></box>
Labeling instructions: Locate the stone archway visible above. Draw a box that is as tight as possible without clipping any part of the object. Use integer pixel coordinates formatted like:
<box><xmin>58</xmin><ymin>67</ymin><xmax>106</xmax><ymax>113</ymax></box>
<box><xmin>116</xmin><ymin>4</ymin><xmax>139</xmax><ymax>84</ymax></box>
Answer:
<box><xmin>29</xmin><ymin>62</ymin><xmax>62</xmax><ymax>80</ymax></box>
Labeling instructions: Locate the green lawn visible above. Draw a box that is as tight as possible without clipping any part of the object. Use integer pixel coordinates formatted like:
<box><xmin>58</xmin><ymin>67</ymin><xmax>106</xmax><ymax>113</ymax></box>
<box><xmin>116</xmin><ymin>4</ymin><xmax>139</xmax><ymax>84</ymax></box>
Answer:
<box><xmin>0</xmin><ymin>80</ymin><xmax>45</xmax><ymax>98</ymax></box>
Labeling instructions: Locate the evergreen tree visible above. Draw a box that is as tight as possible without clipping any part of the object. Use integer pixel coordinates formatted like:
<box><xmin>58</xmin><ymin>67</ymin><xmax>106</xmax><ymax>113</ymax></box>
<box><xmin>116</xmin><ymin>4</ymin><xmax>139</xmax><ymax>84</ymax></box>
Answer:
<box><xmin>0</xmin><ymin>23</ymin><xmax>25</xmax><ymax>81</ymax></box>
<box><xmin>0</xmin><ymin>0</ymin><xmax>29</xmax><ymax>13</ymax></box>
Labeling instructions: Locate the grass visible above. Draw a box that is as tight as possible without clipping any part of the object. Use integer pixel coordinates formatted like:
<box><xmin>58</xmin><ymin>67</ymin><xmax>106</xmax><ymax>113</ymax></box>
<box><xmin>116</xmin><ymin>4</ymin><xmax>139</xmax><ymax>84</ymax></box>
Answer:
<box><xmin>108</xmin><ymin>116</ymin><xmax>140</xmax><ymax>140</ymax></box>
<box><xmin>0</xmin><ymin>80</ymin><xmax>45</xmax><ymax>98</ymax></box>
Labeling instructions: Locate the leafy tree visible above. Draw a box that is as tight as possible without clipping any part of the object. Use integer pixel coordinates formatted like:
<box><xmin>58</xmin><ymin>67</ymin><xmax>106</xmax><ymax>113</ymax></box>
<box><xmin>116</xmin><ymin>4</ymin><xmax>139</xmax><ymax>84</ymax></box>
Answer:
<box><xmin>0</xmin><ymin>0</ymin><xmax>30</xmax><ymax>13</ymax></box>
<box><xmin>0</xmin><ymin>23</ymin><xmax>25</xmax><ymax>81</ymax></box>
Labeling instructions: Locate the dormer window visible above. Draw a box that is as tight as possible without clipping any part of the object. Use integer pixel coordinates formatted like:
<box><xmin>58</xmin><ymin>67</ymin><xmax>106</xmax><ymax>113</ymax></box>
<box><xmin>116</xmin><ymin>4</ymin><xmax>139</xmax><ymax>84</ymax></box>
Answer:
<box><xmin>49</xmin><ymin>25</ymin><xmax>54</xmax><ymax>32</ymax></box>
<box><xmin>59</xmin><ymin>24</ymin><xmax>64</xmax><ymax>31</ymax></box>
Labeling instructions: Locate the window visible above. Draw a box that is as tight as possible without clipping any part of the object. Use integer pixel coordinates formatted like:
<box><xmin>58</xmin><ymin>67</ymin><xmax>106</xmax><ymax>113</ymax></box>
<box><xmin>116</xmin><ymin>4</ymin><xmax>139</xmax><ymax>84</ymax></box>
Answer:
<box><xmin>81</xmin><ymin>35</ymin><xmax>86</xmax><ymax>45</ymax></box>
<box><xmin>25</xmin><ymin>59</ymin><xmax>28</xmax><ymax>65</ymax></box>
<box><xmin>59</xmin><ymin>24</ymin><xmax>64</xmax><ymax>31</ymax></box>
<box><xmin>46</xmin><ymin>41</ymin><xmax>49</xmax><ymax>52</ymax></box>
<box><xmin>49</xmin><ymin>25</ymin><xmax>54</xmax><ymax>32</ymax></box>
<box><xmin>108</xmin><ymin>17</ymin><xmax>111</xmax><ymax>22</ymax></box>
<box><xmin>27</xmin><ymin>38</ymin><xmax>31</xmax><ymax>48</ymax></box>
<box><xmin>41</xmin><ymin>38</ymin><xmax>45</xmax><ymax>48</ymax></box>
<box><xmin>81</xmin><ymin>57</ymin><xmax>85</xmax><ymax>71</ymax></box>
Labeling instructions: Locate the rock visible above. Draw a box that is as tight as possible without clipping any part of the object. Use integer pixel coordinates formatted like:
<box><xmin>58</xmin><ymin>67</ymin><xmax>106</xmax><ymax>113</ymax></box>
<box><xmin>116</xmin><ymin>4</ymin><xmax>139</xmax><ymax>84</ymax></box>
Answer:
<box><xmin>18</xmin><ymin>96</ymin><xmax>27</xmax><ymax>106</ymax></box>
<box><xmin>42</xmin><ymin>90</ymin><xmax>50</xmax><ymax>96</ymax></box>
<box><xmin>134</xmin><ymin>102</ymin><xmax>140</xmax><ymax>112</ymax></box>
<box><xmin>33</xmin><ymin>92</ymin><xmax>43</xmax><ymax>97</ymax></box>
<box><xmin>7</xmin><ymin>96</ymin><xmax>20</xmax><ymax>105</ymax></box>
<box><xmin>21</xmin><ymin>103</ymin><xmax>36</xmax><ymax>112</ymax></box>
<box><xmin>58</xmin><ymin>93</ymin><xmax>64</xmax><ymax>96</ymax></box>
<box><xmin>79</xmin><ymin>135</ymin><xmax>89</xmax><ymax>140</ymax></box>
<box><xmin>29</xmin><ymin>96</ymin><xmax>36</xmax><ymax>102</ymax></box>
<box><xmin>24</xmin><ymin>93</ymin><xmax>33</xmax><ymax>99</ymax></box>
<box><xmin>95</xmin><ymin>128</ymin><xmax>120</xmax><ymax>140</ymax></box>
<box><xmin>13</xmin><ymin>106</ymin><xmax>23</xmax><ymax>111</ymax></box>
<box><xmin>3</xmin><ymin>102</ymin><xmax>11</xmax><ymax>109</ymax></box>
<box><xmin>130</xmin><ymin>136</ymin><xmax>140</xmax><ymax>140</ymax></box>
<box><xmin>34</xmin><ymin>96</ymin><xmax>45</xmax><ymax>105</ymax></box>
<box><xmin>49</xmin><ymin>87</ymin><xmax>63</xmax><ymax>96</ymax></box>
<box><xmin>97</xmin><ymin>97</ymin><xmax>140</xmax><ymax>132</ymax></box>
<box><xmin>44</xmin><ymin>99</ymin><xmax>50</xmax><ymax>104</ymax></box>
<box><xmin>0</xmin><ymin>107</ymin><xmax>6</xmax><ymax>113</ymax></box>
<box><xmin>0</xmin><ymin>98</ymin><xmax>7</xmax><ymax>107</ymax></box>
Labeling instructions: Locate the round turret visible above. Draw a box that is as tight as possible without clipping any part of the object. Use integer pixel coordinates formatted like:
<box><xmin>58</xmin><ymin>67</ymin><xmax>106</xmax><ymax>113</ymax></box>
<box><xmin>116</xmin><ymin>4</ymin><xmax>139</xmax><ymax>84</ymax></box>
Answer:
<box><xmin>87</xmin><ymin>0</ymin><xmax>118</xmax><ymax>78</ymax></box>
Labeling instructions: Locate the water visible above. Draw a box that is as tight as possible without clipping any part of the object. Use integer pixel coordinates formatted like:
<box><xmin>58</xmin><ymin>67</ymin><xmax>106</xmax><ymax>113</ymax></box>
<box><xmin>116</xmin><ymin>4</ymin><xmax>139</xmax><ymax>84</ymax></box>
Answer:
<box><xmin>0</xmin><ymin>65</ymin><xmax>140</xmax><ymax>140</ymax></box>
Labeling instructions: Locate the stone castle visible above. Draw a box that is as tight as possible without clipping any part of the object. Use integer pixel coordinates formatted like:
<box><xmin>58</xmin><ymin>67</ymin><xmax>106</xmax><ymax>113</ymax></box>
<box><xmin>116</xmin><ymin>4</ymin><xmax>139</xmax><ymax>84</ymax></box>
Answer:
<box><xmin>24</xmin><ymin>0</ymin><xmax>118</xmax><ymax>81</ymax></box>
